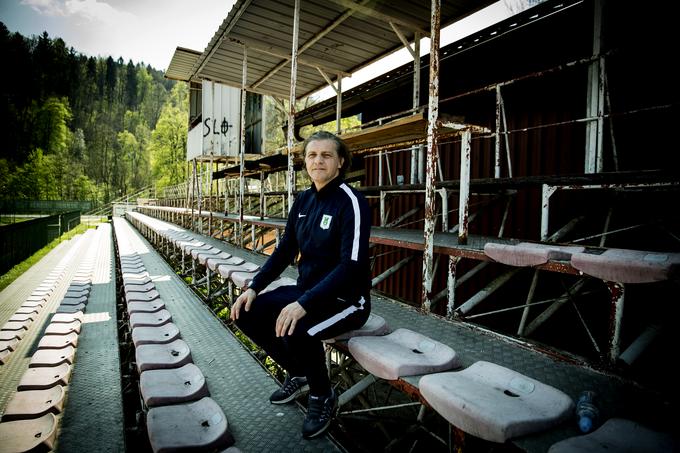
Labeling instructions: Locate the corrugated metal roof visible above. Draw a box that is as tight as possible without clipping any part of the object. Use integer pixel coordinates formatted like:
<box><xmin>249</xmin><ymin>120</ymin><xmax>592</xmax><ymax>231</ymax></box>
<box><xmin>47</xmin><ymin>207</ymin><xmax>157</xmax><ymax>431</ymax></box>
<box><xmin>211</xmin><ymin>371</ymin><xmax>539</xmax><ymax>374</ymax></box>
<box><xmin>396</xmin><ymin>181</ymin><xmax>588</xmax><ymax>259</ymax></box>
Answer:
<box><xmin>169</xmin><ymin>0</ymin><xmax>495</xmax><ymax>99</ymax></box>
<box><xmin>165</xmin><ymin>47</ymin><xmax>202</xmax><ymax>81</ymax></box>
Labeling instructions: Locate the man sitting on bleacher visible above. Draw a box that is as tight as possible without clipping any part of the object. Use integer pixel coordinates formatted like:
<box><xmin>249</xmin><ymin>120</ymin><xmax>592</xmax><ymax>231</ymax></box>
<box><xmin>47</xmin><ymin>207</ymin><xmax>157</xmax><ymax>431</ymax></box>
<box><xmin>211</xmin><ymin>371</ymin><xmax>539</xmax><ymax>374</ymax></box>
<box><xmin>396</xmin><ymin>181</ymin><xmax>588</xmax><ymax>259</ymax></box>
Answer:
<box><xmin>231</xmin><ymin>131</ymin><xmax>372</xmax><ymax>439</ymax></box>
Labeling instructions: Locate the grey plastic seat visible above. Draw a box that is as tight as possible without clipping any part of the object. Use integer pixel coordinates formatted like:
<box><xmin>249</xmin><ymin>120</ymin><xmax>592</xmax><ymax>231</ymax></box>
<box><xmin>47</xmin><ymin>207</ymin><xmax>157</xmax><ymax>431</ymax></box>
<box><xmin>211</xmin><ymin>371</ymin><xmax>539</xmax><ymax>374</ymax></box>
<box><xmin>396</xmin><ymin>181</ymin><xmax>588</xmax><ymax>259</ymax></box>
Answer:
<box><xmin>130</xmin><ymin>310</ymin><xmax>173</xmax><ymax>329</ymax></box>
<box><xmin>548</xmin><ymin>418</ymin><xmax>676</xmax><ymax>453</ymax></box>
<box><xmin>132</xmin><ymin>323</ymin><xmax>181</xmax><ymax>347</ymax></box>
<box><xmin>484</xmin><ymin>242</ymin><xmax>583</xmax><ymax>267</ymax></box>
<box><xmin>419</xmin><ymin>361</ymin><xmax>574</xmax><ymax>443</ymax></box>
<box><xmin>325</xmin><ymin>313</ymin><xmax>390</xmax><ymax>343</ymax></box>
<box><xmin>127</xmin><ymin>300</ymin><xmax>166</xmax><ymax>315</ymax></box>
<box><xmin>348</xmin><ymin>328</ymin><xmax>460</xmax><ymax>380</ymax></box>
<box><xmin>140</xmin><ymin>363</ymin><xmax>209</xmax><ymax>407</ymax></box>
<box><xmin>136</xmin><ymin>339</ymin><xmax>192</xmax><ymax>373</ymax></box>
<box><xmin>146</xmin><ymin>397</ymin><xmax>234</xmax><ymax>452</ymax></box>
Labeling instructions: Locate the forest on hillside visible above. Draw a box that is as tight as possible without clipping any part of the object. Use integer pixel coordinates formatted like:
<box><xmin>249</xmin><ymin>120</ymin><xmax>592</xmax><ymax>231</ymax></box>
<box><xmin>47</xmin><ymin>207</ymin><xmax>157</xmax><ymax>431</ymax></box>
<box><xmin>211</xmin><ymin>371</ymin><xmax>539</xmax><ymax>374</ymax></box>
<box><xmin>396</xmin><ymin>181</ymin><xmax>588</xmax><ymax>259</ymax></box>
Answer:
<box><xmin>0</xmin><ymin>22</ymin><xmax>189</xmax><ymax>206</ymax></box>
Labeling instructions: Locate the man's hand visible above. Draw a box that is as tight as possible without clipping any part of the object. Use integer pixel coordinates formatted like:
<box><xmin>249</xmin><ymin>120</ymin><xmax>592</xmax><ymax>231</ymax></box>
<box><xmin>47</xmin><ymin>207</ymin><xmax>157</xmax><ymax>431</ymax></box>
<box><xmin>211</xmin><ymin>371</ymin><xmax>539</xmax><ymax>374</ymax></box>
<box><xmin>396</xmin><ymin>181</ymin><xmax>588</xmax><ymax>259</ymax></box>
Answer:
<box><xmin>275</xmin><ymin>302</ymin><xmax>306</xmax><ymax>337</ymax></box>
<box><xmin>231</xmin><ymin>288</ymin><xmax>257</xmax><ymax>321</ymax></box>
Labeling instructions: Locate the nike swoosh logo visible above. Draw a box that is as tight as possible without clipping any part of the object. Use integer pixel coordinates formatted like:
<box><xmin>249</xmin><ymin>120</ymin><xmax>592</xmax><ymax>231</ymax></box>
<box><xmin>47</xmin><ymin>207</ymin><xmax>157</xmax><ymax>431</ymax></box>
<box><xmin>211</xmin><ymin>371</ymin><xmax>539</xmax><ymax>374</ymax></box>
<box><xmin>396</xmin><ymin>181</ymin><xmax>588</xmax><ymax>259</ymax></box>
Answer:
<box><xmin>298</xmin><ymin>214</ymin><xmax>306</xmax><ymax>218</ymax></box>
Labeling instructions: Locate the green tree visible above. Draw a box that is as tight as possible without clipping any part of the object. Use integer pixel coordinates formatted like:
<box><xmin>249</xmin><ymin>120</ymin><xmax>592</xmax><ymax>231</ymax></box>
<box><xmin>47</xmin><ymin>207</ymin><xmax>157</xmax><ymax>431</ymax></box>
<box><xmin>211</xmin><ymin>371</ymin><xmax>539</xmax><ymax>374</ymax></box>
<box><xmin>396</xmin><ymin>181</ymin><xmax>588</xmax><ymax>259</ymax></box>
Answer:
<box><xmin>148</xmin><ymin>84</ymin><xmax>188</xmax><ymax>189</ymax></box>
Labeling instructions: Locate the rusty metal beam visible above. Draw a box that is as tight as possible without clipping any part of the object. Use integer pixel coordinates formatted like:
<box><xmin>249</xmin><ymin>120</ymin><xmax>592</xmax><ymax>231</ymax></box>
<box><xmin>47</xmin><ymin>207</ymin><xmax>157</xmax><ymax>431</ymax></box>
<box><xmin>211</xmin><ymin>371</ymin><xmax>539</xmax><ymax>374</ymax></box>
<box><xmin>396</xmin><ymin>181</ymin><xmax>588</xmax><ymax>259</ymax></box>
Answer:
<box><xmin>421</xmin><ymin>0</ymin><xmax>441</xmax><ymax>312</ymax></box>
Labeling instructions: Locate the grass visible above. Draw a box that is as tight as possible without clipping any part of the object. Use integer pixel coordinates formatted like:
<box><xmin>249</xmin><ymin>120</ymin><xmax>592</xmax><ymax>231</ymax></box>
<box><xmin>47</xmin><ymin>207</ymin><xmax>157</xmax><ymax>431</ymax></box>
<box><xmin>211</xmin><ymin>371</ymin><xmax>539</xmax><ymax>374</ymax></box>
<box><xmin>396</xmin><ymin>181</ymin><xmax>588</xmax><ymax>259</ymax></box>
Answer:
<box><xmin>0</xmin><ymin>222</ymin><xmax>100</xmax><ymax>292</ymax></box>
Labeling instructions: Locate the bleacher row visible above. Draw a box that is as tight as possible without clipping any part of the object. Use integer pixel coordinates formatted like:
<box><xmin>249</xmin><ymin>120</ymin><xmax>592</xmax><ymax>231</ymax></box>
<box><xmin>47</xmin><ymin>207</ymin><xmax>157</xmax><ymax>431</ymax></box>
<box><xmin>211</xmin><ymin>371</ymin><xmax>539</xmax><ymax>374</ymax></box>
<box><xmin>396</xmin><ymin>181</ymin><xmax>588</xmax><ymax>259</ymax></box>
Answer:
<box><xmin>128</xmin><ymin>209</ymin><xmax>677</xmax><ymax>452</ymax></box>
<box><xmin>483</xmin><ymin>242</ymin><xmax>680</xmax><ymax>284</ymax></box>
<box><xmin>0</xmin><ymin>227</ymin><xmax>102</xmax><ymax>452</ymax></box>
<box><xmin>112</xmin><ymin>217</ymin><xmax>241</xmax><ymax>452</ymax></box>
<box><xmin>126</xmin><ymin>211</ymin><xmax>295</xmax><ymax>299</ymax></box>
<box><xmin>0</xmin><ymin>231</ymin><xmax>92</xmax><ymax>365</ymax></box>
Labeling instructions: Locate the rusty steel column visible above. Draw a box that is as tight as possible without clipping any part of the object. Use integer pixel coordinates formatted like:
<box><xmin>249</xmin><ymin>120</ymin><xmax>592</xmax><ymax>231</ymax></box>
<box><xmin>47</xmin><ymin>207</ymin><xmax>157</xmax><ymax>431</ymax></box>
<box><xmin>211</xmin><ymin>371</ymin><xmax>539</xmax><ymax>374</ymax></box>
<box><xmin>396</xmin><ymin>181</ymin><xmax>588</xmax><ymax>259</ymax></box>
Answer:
<box><xmin>259</xmin><ymin>171</ymin><xmax>265</xmax><ymax>219</ymax></box>
<box><xmin>239</xmin><ymin>46</ymin><xmax>247</xmax><ymax>248</ymax></box>
<box><xmin>457</xmin><ymin>129</ymin><xmax>471</xmax><ymax>244</ymax></box>
<box><xmin>411</xmin><ymin>32</ymin><xmax>421</xmax><ymax>184</ymax></box>
<box><xmin>336</xmin><ymin>75</ymin><xmax>342</xmax><ymax>134</ymax></box>
<box><xmin>421</xmin><ymin>0</ymin><xmax>441</xmax><ymax>311</ymax></box>
<box><xmin>287</xmin><ymin>0</ymin><xmax>300</xmax><ymax>212</ymax></box>
<box><xmin>606</xmin><ymin>281</ymin><xmax>625</xmax><ymax>363</ymax></box>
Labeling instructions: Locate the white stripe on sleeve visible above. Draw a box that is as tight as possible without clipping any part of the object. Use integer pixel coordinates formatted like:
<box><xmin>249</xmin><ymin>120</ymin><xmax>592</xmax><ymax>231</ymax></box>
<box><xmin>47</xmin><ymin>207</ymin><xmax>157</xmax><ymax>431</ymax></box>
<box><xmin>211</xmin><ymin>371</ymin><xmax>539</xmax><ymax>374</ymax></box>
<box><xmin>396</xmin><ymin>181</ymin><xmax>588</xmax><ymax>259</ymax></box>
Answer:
<box><xmin>340</xmin><ymin>183</ymin><xmax>361</xmax><ymax>261</ymax></box>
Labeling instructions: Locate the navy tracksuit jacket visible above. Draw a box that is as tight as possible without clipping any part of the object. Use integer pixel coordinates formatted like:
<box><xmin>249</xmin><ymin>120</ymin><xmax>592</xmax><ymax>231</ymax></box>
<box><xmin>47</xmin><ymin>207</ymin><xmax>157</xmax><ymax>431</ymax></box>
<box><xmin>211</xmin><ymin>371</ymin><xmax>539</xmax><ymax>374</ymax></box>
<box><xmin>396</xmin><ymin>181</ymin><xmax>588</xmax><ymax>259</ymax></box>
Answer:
<box><xmin>249</xmin><ymin>176</ymin><xmax>372</xmax><ymax>317</ymax></box>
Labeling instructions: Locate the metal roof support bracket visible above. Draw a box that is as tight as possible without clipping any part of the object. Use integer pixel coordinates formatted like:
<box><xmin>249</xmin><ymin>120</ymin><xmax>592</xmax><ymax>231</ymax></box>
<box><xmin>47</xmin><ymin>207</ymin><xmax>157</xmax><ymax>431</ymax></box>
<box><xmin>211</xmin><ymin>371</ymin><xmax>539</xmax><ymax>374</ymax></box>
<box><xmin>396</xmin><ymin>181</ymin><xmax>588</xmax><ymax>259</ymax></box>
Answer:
<box><xmin>252</xmin><ymin>0</ymin><xmax>368</xmax><ymax>93</ymax></box>
<box><xmin>316</xmin><ymin>68</ymin><xmax>343</xmax><ymax>134</ymax></box>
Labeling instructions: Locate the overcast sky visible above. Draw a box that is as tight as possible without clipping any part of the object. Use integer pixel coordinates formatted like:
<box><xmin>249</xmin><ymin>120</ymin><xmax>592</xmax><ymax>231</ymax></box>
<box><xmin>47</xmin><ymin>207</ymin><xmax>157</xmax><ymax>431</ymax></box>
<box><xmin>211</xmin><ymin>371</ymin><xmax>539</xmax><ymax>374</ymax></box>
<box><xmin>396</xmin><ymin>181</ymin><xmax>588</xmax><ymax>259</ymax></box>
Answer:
<box><xmin>1</xmin><ymin>0</ymin><xmax>518</xmax><ymax>99</ymax></box>
<box><xmin>0</xmin><ymin>0</ymin><xmax>234</xmax><ymax>70</ymax></box>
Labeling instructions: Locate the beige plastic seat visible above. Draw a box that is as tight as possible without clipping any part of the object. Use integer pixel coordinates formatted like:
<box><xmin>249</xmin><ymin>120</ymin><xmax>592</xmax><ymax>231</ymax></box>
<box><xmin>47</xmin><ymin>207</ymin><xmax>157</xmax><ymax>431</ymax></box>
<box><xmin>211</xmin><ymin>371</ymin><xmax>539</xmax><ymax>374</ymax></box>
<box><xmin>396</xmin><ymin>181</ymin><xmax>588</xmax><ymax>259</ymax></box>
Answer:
<box><xmin>571</xmin><ymin>248</ymin><xmax>680</xmax><ymax>283</ymax></box>
<box><xmin>8</xmin><ymin>313</ymin><xmax>35</xmax><ymax>323</ymax></box>
<box><xmin>197</xmin><ymin>249</ymin><xmax>228</xmax><ymax>266</ymax></box>
<box><xmin>2</xmin><ymin>386</ymin><xmax>65</xmax><ymax>421</ymax></box>
<box><xmin>182</xmin><ymin>243</ymin><xmax>212</xmax><ymax>257</ymax></box>
<box><xmin>127</xmin><ymin>300</ymin><xmax>166</xmax><ymax>315</ymax></box>
<box><xmin>191</xmin><ymin>247</ymin><xmax>219</xmax><ymax>261</ymax></box>
<box><xmin>25</xmin><ymin>295</ymin><xmax>47</xmax><ymax>304</ymax></box>
<box><xmin>44</xmin><ymin>320</ymin><xmax>81</xmax><ymax>336</ymax></box>
<box><xmin>140</xmin><ymin>363</ymin><xmax>209</xmax><ymax>407</ymax></box>
<box><xmin>231</xmin><ymin>270</ymin><xmax>259</xmax><ymax>288</ymax></box>
<box><xmin>348</xmin><ymin>328</ymin><xmax>460</xmax><ymax>380</ymax></box>
<box><xmin>0</xmin><ymin>348</ymin><xmax>10</xmax><ymax>365</ymax></box>
<box><xmin>326</xmin><ymin>313</ymin><xmax>390</xmax><ymax>343</ymax></box>
<box><xmin>0</xmin><ymin>330</ymin><xmax>26</xmax><ymax>342</ymax></box>
<box><xmin>132</xmin><ymin>323</ymin><xmax>181</xmax><ymax>347</ymax></box>
<box><xmin>51</xmin><ymin>312</ymin><xmax>84</xmax><ymax>324</ymax></box>
<box><xmin>16</xmin><ymin>306</ymin><xmax>39</xmax><ymax>315</ymax></box>
<box><xmin>419</xmin><ymin>361</ymin><xmax>574</xmax><ymax>443</ymax></box>
<box><xmin>130</xmin><ymin>310</ymin><xmax>173</xmax><ymax>329</ymax></box>
<box><xmin>21</xmin><ymin>301</ymin><xmax>44</xmax><ymax>309</ymax></box>
<box><xmin>1</xmin><ymin>338</ymin><xmax>19</xmax><ymax>353</ymax></box>
<box><xmin>0</xmin><ymin>413</ymin><xmax>58</xmax><ymax>452</ymax></box>
<box><xmin>38</xmin><ymin>332</ymin><xmax>79</xmax><ymax>349</ymax></box>
<box><xmin>136</xmin><ymin>339</ymin><xmax>192</xmax><ymax>373</ymax></box>
<box><xmin>216</xmin><ymin>262</ymin><xmax>259</xmax><ymax>279</ymax></box>
<box><xmin>18</xmin><ymin>363</ymin><xmax>72</xmax><ymax>390</ymax></box>
<box><xmin>147</xmin><ymin>397</ymin><xmax>234</xmax><ymax>452</ymax></box>
<box><xmin>484</xmin><ymin>242</ymin><xmax>584</xmax><ymax>267</ymax></box>
<box><xmin>548</xmin><ymin>418</ymin><xmax>676</xmax><ymax>453</ymax></box>
<box><xmin>1</xmin><ymin>320</ymin><xmax>30</xmax><ymax>332</ymax></box>
<box><xmin>29</xmin><ymin>345</ymin><xmax>76</xmax><ymax>368</ymax></box>
<box><xmin>206</xmin><ymin>256</ymin><xmax>244</xmax><ymax>273</ymax></box>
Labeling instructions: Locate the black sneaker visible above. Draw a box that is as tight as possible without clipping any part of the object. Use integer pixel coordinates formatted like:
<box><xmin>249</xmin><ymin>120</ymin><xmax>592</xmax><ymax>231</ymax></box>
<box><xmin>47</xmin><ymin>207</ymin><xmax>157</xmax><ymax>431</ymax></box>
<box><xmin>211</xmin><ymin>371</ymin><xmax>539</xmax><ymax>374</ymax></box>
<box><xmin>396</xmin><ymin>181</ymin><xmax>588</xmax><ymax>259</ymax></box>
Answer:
<box><xmin>270</xmin><ymin>375</ymin><xmax>309</xmax><ymax>405</ymax></box>
<box><xmin>302</xmin><ymin>388</ymin><xmax>338</xmax><ymax>439</ymax></box>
